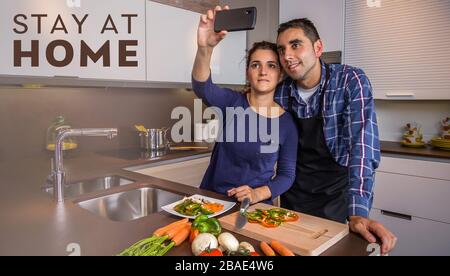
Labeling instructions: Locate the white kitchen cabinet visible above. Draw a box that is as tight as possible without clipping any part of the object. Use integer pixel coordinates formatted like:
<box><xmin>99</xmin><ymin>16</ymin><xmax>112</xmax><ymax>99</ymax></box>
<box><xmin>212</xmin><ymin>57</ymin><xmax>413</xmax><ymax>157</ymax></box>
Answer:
<box><xmin>370</xmin><ymin>208</ymin><xmax>450</xmax><ymax>256</ymax></box>
<box><xmin>146</xmin><ymin>1</ymin><xmax>246</xmax><ymax>85</ymax></box>
<box><xmin>373</xmin><ymin>171</ymin><xmax>450</xmax><ymax>225</ymax></box>
<box><xmin>279</xmin><ymin>0</ymin><xmax>344</xmax><ymax>52</ymax></box>
<box><xmin>344</xmin><ymin>0</ymin><xmax>450</xmax><ymax>100</ymax></box>
<box><xmin>132</xmin><ymin>156</ymin><xmax>210</xmax><ymax>188</ymax></box>
<box><xmin>374</xmin><ymin>156</ymin><xmax>450</xmax><ymax>224</ymax></box>
<box><xmin>0</xmin><ymin>0</ymin><xmax>146</xmax><ymax>81</ymax></box>
<box><xmin>370</xmin><ymin>155</ymin><xmax>450</xmax><ymax>255</ymax></box>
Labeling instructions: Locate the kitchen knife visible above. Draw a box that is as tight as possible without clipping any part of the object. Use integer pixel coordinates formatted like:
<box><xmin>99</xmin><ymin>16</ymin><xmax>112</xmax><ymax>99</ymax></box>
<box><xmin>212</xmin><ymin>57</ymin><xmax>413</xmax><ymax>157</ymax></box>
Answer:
<box><xmin>235</xmin><ymin>197</ymin><xmax>251</xmax><ymax>229</ymax></box>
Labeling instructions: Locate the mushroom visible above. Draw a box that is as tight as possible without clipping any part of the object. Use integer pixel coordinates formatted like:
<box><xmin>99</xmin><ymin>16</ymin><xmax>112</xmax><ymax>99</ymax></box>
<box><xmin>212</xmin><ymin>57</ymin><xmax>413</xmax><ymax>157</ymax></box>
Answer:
<box><xmin>218</xmin><ymin>232</ymin><xmax>240</xmax><ymax>253</ymax></box>
<box><xmin>191</xmin><ymin>233</ymin><xmax>218</xmax><ymax>256</ymax></box>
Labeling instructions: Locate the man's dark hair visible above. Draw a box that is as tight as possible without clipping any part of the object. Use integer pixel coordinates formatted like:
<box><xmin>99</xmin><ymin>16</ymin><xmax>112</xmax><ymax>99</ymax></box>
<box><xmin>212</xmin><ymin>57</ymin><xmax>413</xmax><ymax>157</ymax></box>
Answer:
<box><xmin>277</xmin><ymin>18</ymin><xmax>321</xmax><ymax>44</ymax></box>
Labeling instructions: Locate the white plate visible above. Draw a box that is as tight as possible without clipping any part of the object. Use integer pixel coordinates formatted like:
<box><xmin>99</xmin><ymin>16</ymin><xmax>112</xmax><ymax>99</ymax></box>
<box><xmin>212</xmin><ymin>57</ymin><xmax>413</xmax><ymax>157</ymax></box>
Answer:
<box><xmin>161</xmin><ymin>194</ymin><xmax>236</xmax><ymax>219</ymax></box>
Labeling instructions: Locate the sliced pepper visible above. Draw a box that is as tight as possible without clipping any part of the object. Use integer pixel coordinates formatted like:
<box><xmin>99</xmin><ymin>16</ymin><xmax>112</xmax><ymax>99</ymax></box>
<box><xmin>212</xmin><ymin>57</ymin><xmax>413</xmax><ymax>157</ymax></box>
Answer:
<box><xmin>261</xmin><ymin>218</ymin><xmax>281</xmax><ymax>228</ymax></box>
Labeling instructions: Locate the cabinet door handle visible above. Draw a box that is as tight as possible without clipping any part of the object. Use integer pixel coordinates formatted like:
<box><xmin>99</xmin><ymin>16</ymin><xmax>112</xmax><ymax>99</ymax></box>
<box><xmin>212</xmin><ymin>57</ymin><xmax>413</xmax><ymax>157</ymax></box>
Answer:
<box><xmin>385</xmin><ymin>92</ymin><xmax>415</xmax><ymax>98</ymax></box>
<box><xmin>53</xmin><ymin>75</ymin><xmax>80</xmax><ymax>79</ymax></box>
<box><xmin>381</xmin><ymin>210</ymin><xmax>412</xmax><ymax>221</ymax></box>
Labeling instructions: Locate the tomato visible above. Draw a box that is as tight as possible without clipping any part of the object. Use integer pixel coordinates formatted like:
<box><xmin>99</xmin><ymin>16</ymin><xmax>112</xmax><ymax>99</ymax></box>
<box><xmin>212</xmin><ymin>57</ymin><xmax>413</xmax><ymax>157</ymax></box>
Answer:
<box><xmin>249</xmin><ymin>252</ymin><xmax>260</xmax><ymax>256</ymax></box>
<box><xmin>199</xmin><ymin>248</ymin><xmax>223</xmax><ymax>256</ymax></box>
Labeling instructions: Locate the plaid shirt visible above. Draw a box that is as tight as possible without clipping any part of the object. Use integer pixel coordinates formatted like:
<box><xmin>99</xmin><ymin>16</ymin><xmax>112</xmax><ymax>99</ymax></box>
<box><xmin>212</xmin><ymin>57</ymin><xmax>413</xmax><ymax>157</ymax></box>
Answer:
<box><xmin>275</xmin><ymin>61</ymin><xmax>381</xmax><ymax>218</ymax></box>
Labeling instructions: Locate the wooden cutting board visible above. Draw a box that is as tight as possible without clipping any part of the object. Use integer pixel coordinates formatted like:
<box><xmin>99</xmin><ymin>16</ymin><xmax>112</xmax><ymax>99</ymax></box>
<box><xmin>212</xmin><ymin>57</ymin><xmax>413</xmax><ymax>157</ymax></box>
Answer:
<box><xmin>218</xmin><ymin>203</ymin><xmax>349</xmax><ymax>256</ymax></box>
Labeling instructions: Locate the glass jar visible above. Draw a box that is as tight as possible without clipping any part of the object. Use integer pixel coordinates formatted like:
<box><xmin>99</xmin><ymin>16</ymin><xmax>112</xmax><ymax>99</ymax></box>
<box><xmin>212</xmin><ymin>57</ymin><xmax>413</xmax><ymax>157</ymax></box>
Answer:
<box><xmin>46</xmin><ymin>116</ymin><xmax>78</xmax><ymax>151</ymax></box>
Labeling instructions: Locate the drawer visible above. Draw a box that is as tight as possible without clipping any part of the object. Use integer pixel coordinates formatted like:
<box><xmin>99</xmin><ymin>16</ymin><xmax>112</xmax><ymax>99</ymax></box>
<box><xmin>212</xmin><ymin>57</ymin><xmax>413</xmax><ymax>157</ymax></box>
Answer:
<box><xmin>370</xmin><ymin>209</ymin><xmax>450</xmax><ymax>256</ymax></box>
<box><xmin>373</xmin><ymin>172</ymin><xmax>450</xmax><ymax>224</ymax></box>
<box><xmin>378</xmin><ymin>156</ymin><xmax>450</xmax><ymax>181</ymax></box>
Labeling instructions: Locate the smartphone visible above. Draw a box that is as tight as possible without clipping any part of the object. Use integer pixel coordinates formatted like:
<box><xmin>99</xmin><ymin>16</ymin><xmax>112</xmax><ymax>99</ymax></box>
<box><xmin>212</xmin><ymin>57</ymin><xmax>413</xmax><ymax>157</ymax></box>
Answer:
<box><xmin>214</xmin><ymin>7</ymin><xmax>257</xmax><ymax>33</ymax></box>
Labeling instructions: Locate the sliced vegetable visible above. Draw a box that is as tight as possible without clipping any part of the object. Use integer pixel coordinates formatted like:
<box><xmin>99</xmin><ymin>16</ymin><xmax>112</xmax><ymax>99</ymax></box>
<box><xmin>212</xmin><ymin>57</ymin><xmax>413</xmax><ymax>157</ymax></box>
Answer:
<box><xmin>245</xmin><ymin>208</ymin><xmax>299</xmax><ymax>228</ymax></box>
<box><xmin>270</xmin><ymin>240</ymin><xmax>295</xmax><ymax>256</ymax></box>
<box><xmin>203</xmin><ymin>202</ymin><xmax>224</xmax><ymax>213</ymax></box>
<box><xmin>260</xmin><ymin>218</ymin><xmax>281</xmax><ymax>228</ymax></box>
<box><xmin>260</xmin><ymin>241</ymin><xmax>276</xmax><ymax>256</ymax></box>
<box><xmin>173</xmin><ymin>198</ymin><xmax>222</xmax><ymax>216</ymax></box>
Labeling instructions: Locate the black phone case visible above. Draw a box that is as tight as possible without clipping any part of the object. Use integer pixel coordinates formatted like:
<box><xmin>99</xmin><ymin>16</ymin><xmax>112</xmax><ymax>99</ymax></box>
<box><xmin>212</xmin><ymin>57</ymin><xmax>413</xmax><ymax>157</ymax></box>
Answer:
<box><xmin>214</xmin><ymin>7</ymin><xmax>257</xmax><ymax>33</ymax></box>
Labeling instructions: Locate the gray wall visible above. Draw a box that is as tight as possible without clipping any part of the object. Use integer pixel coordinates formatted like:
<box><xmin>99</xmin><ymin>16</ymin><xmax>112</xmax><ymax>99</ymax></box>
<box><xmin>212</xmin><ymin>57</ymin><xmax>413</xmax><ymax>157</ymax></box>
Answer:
<box><xmin>0</xmin><ymin>86</ymin><xmax>197</xmax><ymax>162</ymax></box>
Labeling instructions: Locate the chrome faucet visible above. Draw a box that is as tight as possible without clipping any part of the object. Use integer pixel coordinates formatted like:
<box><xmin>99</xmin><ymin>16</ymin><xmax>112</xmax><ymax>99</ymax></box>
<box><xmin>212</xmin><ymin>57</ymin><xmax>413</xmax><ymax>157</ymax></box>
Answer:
<box><xmin>52</xmin><ymin>128</ymin><xmax>118</xmax><ymax>203</ymax></box>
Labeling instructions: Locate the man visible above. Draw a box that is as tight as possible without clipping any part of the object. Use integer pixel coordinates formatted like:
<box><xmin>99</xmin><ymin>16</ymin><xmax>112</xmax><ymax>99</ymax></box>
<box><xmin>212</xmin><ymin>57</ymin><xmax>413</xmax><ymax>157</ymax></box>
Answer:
<box><xmin>275</xmin><ymin>18</ymin><xmax>397</xmax><ymax>255</ymax></box>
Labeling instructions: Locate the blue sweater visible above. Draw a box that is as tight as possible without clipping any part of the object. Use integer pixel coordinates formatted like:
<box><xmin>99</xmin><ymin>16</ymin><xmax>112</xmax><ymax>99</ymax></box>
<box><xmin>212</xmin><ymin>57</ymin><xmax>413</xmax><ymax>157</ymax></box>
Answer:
<box><xmin>192</xmin><ymin>76</ymin><xmax>298</xmax><ymax>202</ymax></box>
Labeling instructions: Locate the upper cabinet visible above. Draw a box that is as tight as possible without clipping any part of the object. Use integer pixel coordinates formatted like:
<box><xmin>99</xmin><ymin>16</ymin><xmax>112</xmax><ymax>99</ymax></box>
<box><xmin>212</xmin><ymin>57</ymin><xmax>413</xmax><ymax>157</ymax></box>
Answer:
<box><xmin>345</xmin><ymin>0</ymin><xmax>450</xmax><ymax>100</ymax></box>
<box><xmin>0</xmin><ymin>0</ymin><xmax>246</xmax><ymax>86</ymax></box>
<box><xmin>0</xmin><ymin>0</ymin><xmax>146</xmax><ymax>81</ymax></box>
<box><xmin>279</xmin><ymin>0</ymin><xmax>344</xmax><ymax>52</ymax></box>
<box><xmin>146</xmin><ymin>1</ymin><xmax>246</xmax><ymax>85</ymax></box>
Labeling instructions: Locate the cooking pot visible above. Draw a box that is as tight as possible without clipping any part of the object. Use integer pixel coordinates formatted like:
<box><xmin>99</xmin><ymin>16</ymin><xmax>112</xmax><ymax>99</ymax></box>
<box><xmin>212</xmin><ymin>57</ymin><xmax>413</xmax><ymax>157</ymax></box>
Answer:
<box><xmin>139</xmin><ymin>127</ymin><xmax>170</xmax><ymax>151</ymax></box>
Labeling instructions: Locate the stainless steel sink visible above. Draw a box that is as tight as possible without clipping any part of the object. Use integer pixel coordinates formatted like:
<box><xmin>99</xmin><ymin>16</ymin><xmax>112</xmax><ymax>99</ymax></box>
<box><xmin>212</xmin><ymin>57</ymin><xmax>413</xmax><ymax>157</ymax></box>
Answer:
<box><xmin>76</xmin><ymin>187</ymin><xmax>184</xmax><ymax>221</ymax></box>
<box><xmin>44</xmin><ymin>175</ymin><xmax>135</xmax><ymax>198</ymax></box>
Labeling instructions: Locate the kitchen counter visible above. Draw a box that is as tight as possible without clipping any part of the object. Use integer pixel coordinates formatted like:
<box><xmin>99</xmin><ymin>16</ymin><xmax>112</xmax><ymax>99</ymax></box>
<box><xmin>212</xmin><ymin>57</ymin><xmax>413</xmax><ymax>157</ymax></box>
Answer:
<box><xmin>381</xmin><ymin>141</ymin><xmax>450</xmax><ymax>160</ymax></box>
<box><xmin>0</xmin><ymin>147</ymin><xmax>369</xmax><ymax>256</ymax></box>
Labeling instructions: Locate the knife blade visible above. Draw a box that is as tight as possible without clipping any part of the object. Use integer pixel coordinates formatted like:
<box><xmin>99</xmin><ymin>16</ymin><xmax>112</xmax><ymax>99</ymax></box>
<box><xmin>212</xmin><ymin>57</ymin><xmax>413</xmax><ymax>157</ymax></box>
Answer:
<box><xmin>235</xmin><ymin>197</ymin><xmax>251</xmax><ymax>229</ymax></box>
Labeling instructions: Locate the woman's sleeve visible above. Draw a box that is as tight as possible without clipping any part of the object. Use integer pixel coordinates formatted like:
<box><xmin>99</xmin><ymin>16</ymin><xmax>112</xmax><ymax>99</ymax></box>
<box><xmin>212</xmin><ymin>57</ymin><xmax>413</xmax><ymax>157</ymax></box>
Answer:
<box><xmin>266</xmin><ymin>116</ymin><xmax>298</xmax><ymax>200</ymax></box>
<box><xmin>192</xmin><ymin>74</ymin><xmax>241</xmax><ymax>111</ymax></box>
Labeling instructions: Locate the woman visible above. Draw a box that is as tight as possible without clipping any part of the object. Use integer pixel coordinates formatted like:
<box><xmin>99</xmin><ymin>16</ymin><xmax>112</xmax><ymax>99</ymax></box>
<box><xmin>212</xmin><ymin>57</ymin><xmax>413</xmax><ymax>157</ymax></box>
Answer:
<box><xmin>192</xmin><ymin>6</ymin><xmax>298</xmax><ymax>204</ymax></box>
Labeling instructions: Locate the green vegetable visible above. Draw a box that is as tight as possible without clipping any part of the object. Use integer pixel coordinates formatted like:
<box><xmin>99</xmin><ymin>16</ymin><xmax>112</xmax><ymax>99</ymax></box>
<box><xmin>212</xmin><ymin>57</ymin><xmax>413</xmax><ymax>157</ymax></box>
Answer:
<box><xmin>117</xmin><ymin>235</ymin><xmax>175</xmax><ymax>256</ymax></box>
<box><xmin>192</xmin><ymin>215</ymin><xmax>222</xmax><ymax>236</ymax></box>
<box><xmin>173</xmin><ymin>199</ymin><xmax>214</xmax><ymax>216</ymax></box>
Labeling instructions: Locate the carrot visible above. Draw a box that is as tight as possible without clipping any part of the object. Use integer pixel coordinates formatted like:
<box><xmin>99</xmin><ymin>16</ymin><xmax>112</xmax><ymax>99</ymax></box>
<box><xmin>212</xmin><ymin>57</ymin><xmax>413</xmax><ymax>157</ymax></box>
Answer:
<box><xmin>203</xmin><ymin>203</ymin><xmax>224</xmax><ymax>213</ymax></box>
<box><xmin>153</xmin><ymin>218</ymin><xmax>189</xmax><ymax>237</ymax></box>
<box><xmin>189</xmin><ymin>228</ymin><xmax>199</xmax><ymax>244</ymax></box>
<box><xmin>171</xmin><ymin>223</ymin><xmax>192</xmax><ymax>246</ymax></box>
<box><xmin>270</xmin><ymin>240</ymin><xmax>295</xmax><ymax>256</ymax></box>
<box><xmin>260</xmin><ymin>241</ymin><xmax>276</xmax><ymax>256</ymax></box>
<box><xmin>165</xmin><ymin>222</ymin><xmax>189</xmax><ymax>239</ymax></box>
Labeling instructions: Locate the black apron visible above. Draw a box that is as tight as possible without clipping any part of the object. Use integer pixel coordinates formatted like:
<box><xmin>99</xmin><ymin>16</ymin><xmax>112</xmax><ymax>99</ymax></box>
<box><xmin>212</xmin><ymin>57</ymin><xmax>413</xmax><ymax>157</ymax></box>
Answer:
<box><xmin>281</xmin><ymin>65</ymin><xmax>349</xmax><ymax>223</ymax></box>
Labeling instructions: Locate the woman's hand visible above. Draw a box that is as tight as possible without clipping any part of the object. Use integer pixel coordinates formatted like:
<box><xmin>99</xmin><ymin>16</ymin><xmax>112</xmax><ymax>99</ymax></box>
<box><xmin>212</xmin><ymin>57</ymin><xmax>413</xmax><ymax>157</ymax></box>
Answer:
<box><xmin>227</xmin><ymin>185</ymin><xmax>272</xmax><ymax>204</ymax></box>
<box><xmin>197</xmin><ymin>6</ymin><xmax>229</xmax><ymax>49</ymax></box>
<box><xmin>192</xmin><ymin>5</ymin><xmax>228</xmax><ymax>82</ymax></box>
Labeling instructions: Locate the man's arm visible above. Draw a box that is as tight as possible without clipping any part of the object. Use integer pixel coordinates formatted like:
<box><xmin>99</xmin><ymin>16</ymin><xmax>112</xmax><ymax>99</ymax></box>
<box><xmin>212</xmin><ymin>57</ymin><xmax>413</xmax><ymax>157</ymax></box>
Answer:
<box><xmin>344</xmin><ymin>68</ymin><xmax>380</xmax><ymax>218</ymax></box>
<box><xmin>344</xmin><ymin>68</ymin><xmax>397</xmax><ymax>255</ymax></box>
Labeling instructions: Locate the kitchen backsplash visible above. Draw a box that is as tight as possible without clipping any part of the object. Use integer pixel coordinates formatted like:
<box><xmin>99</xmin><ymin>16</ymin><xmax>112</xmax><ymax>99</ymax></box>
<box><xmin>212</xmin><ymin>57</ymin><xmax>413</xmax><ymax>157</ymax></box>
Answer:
<box><xmin>0</xmin><ymin>86</ymin><xmax>197</xmax><ymax>162</ymax></box>
<box><xmin>375</xmin><ymin>100</ymin><xmax>450</xmax><ymax>142</ymax></box>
